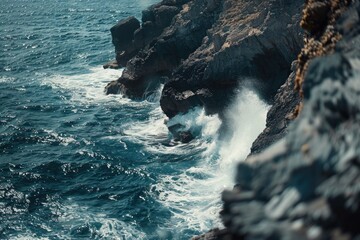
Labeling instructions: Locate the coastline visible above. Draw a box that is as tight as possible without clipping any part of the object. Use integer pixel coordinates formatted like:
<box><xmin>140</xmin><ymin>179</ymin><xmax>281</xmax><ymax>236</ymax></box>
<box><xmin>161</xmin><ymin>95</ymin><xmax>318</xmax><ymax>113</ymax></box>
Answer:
<box><xmin>105</xmin><ymin>0</ymin><xmax>360</xmax><ymax>239</ymax></box>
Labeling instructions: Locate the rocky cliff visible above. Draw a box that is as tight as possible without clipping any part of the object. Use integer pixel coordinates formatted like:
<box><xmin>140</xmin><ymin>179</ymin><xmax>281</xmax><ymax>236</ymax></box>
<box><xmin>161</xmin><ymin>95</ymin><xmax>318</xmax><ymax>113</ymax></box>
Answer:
<box><xmin>105</xmin><ymin>0</ymin><xmax>360</xmax><ymax>239</ymax></box>
<box><xmin>201</xmin><ymin>0</ymin><xmax>360</xmax><ymax>239</ymax></box>
<box><xmin>105</xmin><ymin>0</ymin><xmax>303</xmax><ymax>121</ymax></box>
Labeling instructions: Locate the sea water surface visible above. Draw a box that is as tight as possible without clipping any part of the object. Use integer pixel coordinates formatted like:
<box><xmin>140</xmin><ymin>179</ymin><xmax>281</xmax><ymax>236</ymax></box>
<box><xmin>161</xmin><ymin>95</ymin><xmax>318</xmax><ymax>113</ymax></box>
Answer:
<box><xmin>0</xmin><ymin>0</ymin><xmax>269</xmax><ymax>239</ymax></box>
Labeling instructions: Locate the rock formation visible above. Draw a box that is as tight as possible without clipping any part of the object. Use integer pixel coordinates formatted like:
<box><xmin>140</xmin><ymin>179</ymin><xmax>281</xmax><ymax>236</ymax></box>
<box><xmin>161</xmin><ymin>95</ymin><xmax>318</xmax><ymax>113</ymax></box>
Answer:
<box><xmin>105</xmin><ymin>0</ymin><xmax>360</xmax><ymax>238</ymax></box>
<box><xmin>206</xmin><ymin>0</ymin><xmax>360</xmax><ymax>239</ymax></box>
<box><xmin>105</xmin><ymin>0</ymin><xmax>303</xmax><ymax>120</ymax></box>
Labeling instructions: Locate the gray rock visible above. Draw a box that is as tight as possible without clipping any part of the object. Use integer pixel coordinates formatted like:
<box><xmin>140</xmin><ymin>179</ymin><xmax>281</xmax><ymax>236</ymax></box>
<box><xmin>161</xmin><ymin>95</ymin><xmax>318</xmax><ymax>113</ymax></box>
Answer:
<box><xmin>105</xmin><ymin>0</ymin><xmax>303</xmax><ymax>124</ymax></box>
<box><xmin>218</xmin><ymin>1</ymin><xmax>360</xmax><ymax>239</ymax></box>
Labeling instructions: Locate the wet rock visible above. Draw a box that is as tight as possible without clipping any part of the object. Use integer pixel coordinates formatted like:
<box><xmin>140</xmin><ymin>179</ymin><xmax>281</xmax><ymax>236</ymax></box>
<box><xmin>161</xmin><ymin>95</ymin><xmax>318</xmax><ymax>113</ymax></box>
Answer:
<box><xmin>105</xmin><ymin>0</ymin><xmax>303</xmax><ymax>121</ymax></box>
<box><xmin>109</xmin><ymin>0</ymin><xmax>223</xmax><ymax>100</ymax></box>
<box><xmin>104</xmin><ymin>80</ymin><xmax>121</xmax><ymax>94</ymax></box>
<box><xmin>192</xmin><ymin>228</ymin><xmax>234</xmax><ymax>240</ymax></box>
<box><xmin>251</xmin><ymin>61</ymin><xmax>301</xmax><ymax>154</ymax></box>
<box><xmin>103</xmin><ymin>60</ymin><xmax>120</xmax><ymax>69</ymax></box>
<box><xmin>168</xmin><ymin>123</ymin><xmax>194</xmax><ymax>143</ymax></box>
<box><xmin>160</xmin><ymin>0</ymin><xmax>303</xmax><ymax>118</ymax></box>
<box><xmin>109</xmin><ymin>0</ymin><xmax>189</xmax><ymax>69</ymax></box>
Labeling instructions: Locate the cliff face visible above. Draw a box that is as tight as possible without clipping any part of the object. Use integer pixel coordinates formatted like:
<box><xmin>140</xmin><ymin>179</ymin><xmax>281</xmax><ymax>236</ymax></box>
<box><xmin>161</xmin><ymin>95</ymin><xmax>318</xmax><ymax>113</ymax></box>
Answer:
<box><xmin>105</xmin><ymin>0</ymin><xmax>303</xmax><ymax>120</ymax></box>
<box><xmin>215</xmin><ymin>0</ymin><xmax>360</xmax><ymax>239</ymax></box>
<box><xmin>251</xmin><ymin>0</ymin><xmax>353</xmax><ymax>154</ymax></box>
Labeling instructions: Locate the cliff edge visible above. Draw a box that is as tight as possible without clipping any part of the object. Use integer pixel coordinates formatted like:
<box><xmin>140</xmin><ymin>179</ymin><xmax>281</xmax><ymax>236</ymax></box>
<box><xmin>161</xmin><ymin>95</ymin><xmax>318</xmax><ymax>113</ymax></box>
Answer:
<box><xmin>105</xmin><ymin>0</ymin><xmax>303</xmax><ymax>122</ymax></box>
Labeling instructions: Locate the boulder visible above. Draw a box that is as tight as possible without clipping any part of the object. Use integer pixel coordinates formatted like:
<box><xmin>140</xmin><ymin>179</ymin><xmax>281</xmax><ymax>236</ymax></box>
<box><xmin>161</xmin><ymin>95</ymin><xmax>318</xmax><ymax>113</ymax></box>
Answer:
<box><xmin>103</xmin><ymin>60</ymin><xmax>120</xmax><ymax>69</ymax></box>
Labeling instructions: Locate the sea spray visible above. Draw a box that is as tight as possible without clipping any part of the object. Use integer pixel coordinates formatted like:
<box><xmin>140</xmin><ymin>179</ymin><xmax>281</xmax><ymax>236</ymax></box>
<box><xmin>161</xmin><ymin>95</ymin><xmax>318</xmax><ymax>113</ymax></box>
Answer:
<box><xmin>44</xmin><ymin>67</ymin><xmax>125</xmax><ymax>104</ymax></box>
<box><xmin>151</xmin><ymin>88</ymin><xmax>269</xmax><ymax>238</ymax></box>
<box><xmin>218</xmin><ymin>88</ymin><xmax>270</xmax><ymax>180</ymax></box>
<box><xmin>5</xmin><ymin>59</ymin><xmax>267</xmax><ymax>239</ymax></box>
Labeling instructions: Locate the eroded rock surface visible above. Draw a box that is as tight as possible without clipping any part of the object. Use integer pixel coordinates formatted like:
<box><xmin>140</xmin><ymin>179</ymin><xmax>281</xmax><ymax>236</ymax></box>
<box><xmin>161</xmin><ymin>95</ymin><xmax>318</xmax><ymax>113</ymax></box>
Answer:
<box><xmin>251</xmin><ymin>0</ymin><xmax>353</xmax><ymax>154</ymax></box>
<box><xmin>217</xmin><ymin>1</ymin><xmax>360</xmax><ymax>239</ymax></box>
<box><xmin>105</xmin><ymin>0</ymin><xmax>303</xmax><ymax>120</ymax></box>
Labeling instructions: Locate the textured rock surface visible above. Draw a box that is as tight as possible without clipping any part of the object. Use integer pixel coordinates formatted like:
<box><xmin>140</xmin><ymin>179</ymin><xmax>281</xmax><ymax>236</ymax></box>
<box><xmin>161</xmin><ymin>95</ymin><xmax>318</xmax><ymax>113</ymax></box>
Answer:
<box><xmin>105</xmin><ymin>0</ymin><xmax>303</xmax><ymax>120</ymax></box>
<box><xmin>106</xmin><ymin>0</ymin><xmax>221</xmax><ymax>97</ymax></box>
<box><xmin>251</xmin><ymin>61</ymin><xmax>301</xmax><ymax>154</ymax></box>
<box><xmin>218</xmin><ymin>0</ymin><xmax>360</xmax><ymax>239</ymax></box>
<box><xmin>251</xmin><ymin>0</ymin><xmax>352</xmax><ymax>154</ymax></box>
<box><xmin>160</xmin><ymin>0</ymin><xmax>303</xmax><ymax>118</ymax></box>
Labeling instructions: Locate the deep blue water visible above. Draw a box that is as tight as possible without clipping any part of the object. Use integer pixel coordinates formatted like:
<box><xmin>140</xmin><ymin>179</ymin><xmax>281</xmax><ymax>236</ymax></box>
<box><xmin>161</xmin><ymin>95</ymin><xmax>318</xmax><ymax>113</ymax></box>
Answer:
<box><xmin>0</xmin><ymin>0</ymin><xmax>269</xmax><ymax>239</ymax></box>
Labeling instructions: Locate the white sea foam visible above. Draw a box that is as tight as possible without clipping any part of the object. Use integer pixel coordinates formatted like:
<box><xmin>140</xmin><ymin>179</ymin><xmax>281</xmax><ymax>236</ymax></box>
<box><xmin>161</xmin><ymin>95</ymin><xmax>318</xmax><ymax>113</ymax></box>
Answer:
<box><xmin>151</xmin><ymin>88</ymin><xmax>269</xmax><ymax>237</ymax></box>
<box><xmin>56</xmin><ymin>201</ymin><xmax>147</xmax><ymax>240</ymax></box>
<box><xmin>0</xmin><ymin>76</ymin><xmax>14</xmax><ymax>83</ymax></box>
<box><xmin>43</xmin><ymin>129</ymin><xmax>76</xmax><ymax>146</ymax></box>
<box><xmin>44</xmin><ymin>65</ymin><xmax>269</xmax><ymax>238</ymax></box>
<box><xmin>218</xmin><ymin>89</ymin><xmax>270</xmax><ymax>177</ymax></box>
<box><xmin>122</xmin><ymin>106</ymin><xmax>170</xmax><ymax>145</ymax></box>
<box><xmin>44</xmin><ymin>67</ymin><xmax>131</xmax><ymax>104</ymax></box>
<box><xmin>11</xmin><ymin>201</ymin><xmax>147</xmax><ymax>239</ymax></box>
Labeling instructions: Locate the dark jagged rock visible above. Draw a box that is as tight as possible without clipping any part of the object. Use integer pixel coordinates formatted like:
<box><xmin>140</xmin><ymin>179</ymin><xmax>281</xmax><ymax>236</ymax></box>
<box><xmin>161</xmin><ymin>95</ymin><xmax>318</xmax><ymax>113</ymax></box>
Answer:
<box><xmin>251</xmin><ymin>0</ymin><xmax>352</xmax><ymax>154</ymax></box>
<box><xmin>192</xmin><ymin>228</ymin><xmax>234</xmax><ymax>240</ymax></box>
<box><xmin>105</xmin><ymin>0</ymin><xmax>303</xmax><ymax>121</ymax></box>
<box><xmin>251</xmin><ymin>61</ymin><xmax>301</xmax><ymax>154</ymax></box>
<box><xmin>219</xmin><ymin>0</ymin><xmax>360</xmax><ymax>239</ymax></box>
<box><xmin>111</xmin><ymin>16</ymin><xmax>141</xmax><ymax>66</ymax></box>
<box><xmin>295</xmin><ymin>0</ymin><xmax>352</xmax><ymax>98</ymax></box>
<box><xmin>109</xmin><ymin>0</ymin><xmax>192</xmax><ymax>69</ymax></box>
<box><xmin>168</xmin><ymin>123</ymin><xmax>194</xmax><ymax>143</ymax></box>
<box><xmin>106</xmin><ymin>0</ymin><xmax>223</xmax><ymax>100</ymax></box>
<box><xmin>160</xmin><ymin>0</ymin><xmax>304</xmax><ymax>118</ymax></box>
<box><xmin>103</xmin><ymin>60</ymin><xmax>120</xmax><ymax>69</ymax></box>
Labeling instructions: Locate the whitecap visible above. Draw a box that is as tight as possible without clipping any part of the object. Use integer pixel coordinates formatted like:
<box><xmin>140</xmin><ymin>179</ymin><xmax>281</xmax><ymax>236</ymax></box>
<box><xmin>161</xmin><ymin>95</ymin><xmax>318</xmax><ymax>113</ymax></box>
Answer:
<box><xmin>0</xmin><ymin>76</ymin><xmax>14</xmax><ymax>83</ymax></box>
<box><xmin>43</xmin><ymin>67</ymin><xmax>129</xmax><ymax>104</ymax></box>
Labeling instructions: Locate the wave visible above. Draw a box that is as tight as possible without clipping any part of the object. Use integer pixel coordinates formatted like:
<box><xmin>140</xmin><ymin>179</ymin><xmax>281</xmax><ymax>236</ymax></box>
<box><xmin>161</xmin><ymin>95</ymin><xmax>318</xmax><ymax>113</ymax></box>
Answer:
<box><xmin>148</xmin><ymin>89</ymin><xmax>269</xmax><ymax>237</ymax></box>
<box><xmin>43</xmin><ymin>67</ymin><xmax>128</xmax><ymax>104</ymax></box>
<box><xmin>38</xmin><ymin>65</ymin><xmax>269</xmax><ymax>238</ymax></box>
<box><xmin>0</xmin><ymin>76</ymin><xmax>15</xmax><ymax>83</ymax></box>
<box><xmin>9</xmin><ymin>201</ymin><xmax>147</xmax><ymax>240</ymax></box>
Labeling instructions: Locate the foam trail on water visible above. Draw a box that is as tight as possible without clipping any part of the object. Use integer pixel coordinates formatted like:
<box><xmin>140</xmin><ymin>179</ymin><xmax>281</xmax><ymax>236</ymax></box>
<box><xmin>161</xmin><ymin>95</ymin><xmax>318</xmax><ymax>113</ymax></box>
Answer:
<box><xmin>43</xmin><ymin>67</ymin><xmax>131</xmax><ymax>104</ymax></box>
<box><xmin>41</xmin><ymin>67</ymin><xmax>269</xmax><ymax>238</ymax></box>
<box><xmin>11</xmin><ymin>201</ymin><xmax>147</xmax><ymax>240</ymax></box>
<box><xmin>153</xmin><ymin>88</ymin><xmax>269</xmax><ymax>238</ymax></box>
<box><xmin>0</xmin><ymin>76</ymin><xmax>15</xmax><ymax>83</ymax></box>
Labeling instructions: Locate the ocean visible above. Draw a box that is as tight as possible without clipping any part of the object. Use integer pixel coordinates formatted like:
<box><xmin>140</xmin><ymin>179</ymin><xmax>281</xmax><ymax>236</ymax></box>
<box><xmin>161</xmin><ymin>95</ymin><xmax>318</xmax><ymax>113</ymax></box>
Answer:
<box><xmin>0</xmin><ymin>0</ymin><xmax>269</xmax><ymax>239</ymax></box>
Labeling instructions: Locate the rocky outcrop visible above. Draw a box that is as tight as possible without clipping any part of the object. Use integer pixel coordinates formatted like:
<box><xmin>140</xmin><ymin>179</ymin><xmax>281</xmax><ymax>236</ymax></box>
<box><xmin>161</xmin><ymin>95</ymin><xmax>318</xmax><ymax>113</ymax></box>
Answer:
<box><xmin>251</xmin><ymin>0</ymin><xmax>352</xmax><ymax>154</ymax></box>
<box><xmin>105</xmin><ymin>0</ymin><xmax>303</xmax><ymax>121</ymax></box>
<box><xmin>216</xmin><ymin>0</ymin><xmax>360</xmax><ymax>239</ymax></box>
<box><xmin>110</xmin><ymin>16</ymin><xmax>141</xmax><ymax>66</ymax></box>
<box><xmin>160</xmin><ymin>0</ymin><xmax>303</xmax><ymax>118</ymax></box>
<box><xmin>105</xmin><ymin>0</ymin><xmax>222</xmax><ymax>98</ymax></box>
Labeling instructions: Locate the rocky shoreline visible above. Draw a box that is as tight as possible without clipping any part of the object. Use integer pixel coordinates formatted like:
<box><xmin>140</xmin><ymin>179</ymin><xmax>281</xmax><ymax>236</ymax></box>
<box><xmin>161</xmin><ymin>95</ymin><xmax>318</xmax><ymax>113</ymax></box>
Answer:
<box><xmin>105</xmin><ymin>0</ymin><xmax>303</xmax><ymax>117</ymax></box>
<box><xmin>105</xmin><ymin>0</ymin><xmax>360</xmax><ymax>239</ymax></box>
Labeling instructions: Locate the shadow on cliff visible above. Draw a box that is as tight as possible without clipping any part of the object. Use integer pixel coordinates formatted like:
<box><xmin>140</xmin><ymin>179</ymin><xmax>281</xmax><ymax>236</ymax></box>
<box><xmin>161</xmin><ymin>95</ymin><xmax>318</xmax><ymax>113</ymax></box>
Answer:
<box><xmin>104</xmin><ymin>0</ymin><xmax>303</xmax><ymax>132</ymax></box>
